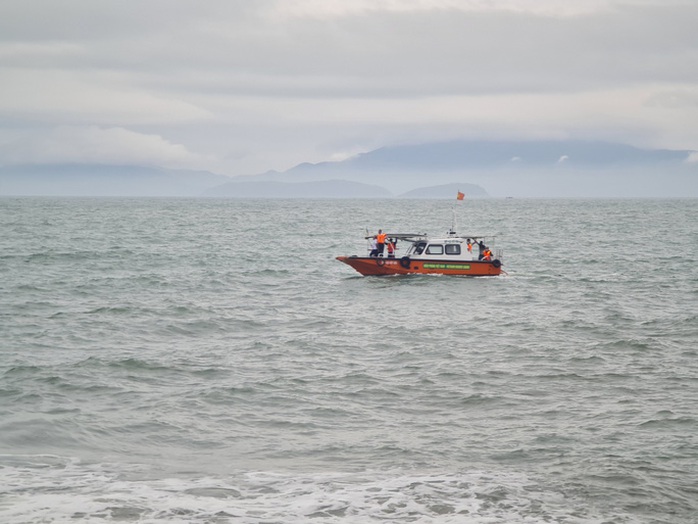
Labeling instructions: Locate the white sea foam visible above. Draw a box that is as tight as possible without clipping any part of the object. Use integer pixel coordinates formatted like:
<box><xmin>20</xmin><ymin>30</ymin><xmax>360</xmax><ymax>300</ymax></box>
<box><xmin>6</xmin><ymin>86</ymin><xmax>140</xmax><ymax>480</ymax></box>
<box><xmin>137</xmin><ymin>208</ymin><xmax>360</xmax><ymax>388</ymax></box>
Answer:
<box><xmin>0</xmin><ymin>458</ymin><xmax>635</xmax><ymax>523</ymax></box>
<box><xmin>0</xmin><ymin>465</ymin><xmax>602</xmax><ymax>524</ymax></box>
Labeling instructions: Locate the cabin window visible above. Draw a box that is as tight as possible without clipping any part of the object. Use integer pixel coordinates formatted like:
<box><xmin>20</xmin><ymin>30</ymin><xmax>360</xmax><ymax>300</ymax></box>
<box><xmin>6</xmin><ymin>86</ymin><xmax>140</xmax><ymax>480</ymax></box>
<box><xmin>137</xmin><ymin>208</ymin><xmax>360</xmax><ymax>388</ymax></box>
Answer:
<box><xmin>413</xmin><ymin>242</ymin><xmax>427</xmax><ymax>255</ymax></box>
<box><xmin>425</xmin><ymin>244</ymin><xmax>443</xmax><ymax>255</ymax></box>
<box><xmin>445</xmin><ymin>244</ymin><xmax>461</xmax><ymax>255</ymax></box>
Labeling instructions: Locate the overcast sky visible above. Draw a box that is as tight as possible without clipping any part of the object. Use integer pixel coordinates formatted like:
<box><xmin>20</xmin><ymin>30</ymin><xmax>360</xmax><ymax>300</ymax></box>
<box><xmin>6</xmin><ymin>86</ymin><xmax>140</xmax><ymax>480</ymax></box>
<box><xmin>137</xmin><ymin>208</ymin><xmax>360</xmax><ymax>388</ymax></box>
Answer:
<box><xmin>1</xmin><ymin>0</ymin><xmax>697</xmax><ymax>177</ymax></box>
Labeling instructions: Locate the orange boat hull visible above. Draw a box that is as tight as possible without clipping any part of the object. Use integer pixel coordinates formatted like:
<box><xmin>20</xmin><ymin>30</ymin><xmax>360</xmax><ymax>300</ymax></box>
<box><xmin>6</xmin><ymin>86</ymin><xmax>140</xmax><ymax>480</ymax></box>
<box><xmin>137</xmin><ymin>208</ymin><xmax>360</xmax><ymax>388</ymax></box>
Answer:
<box><xmin>336</xmin><ymin>256</ymin><xmax>502</xmax><ymax>276</ymax></box>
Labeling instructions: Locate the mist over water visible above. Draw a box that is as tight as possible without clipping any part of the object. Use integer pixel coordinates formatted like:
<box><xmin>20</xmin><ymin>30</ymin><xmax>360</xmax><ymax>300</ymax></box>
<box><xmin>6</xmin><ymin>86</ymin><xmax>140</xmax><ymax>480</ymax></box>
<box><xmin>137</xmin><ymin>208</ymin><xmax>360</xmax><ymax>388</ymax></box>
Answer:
<box><xmin>1</xmin><ymin>197</ymin><xmax>697</xmax><ymax>523</ymax></box>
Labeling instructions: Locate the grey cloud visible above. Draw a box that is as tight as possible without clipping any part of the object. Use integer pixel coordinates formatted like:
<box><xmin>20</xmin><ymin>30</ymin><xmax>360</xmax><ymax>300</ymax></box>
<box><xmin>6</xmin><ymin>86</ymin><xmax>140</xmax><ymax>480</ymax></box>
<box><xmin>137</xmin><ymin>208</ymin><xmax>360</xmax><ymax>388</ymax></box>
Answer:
<box><xmin>4</xmin><ymin>2</ymin><xmax>698</xmax><ymax>95</ymax></box>
<box><xmin>0</xmin><ymin>0</ymin><xmax>697</xmax><ymax>181</ymax></box>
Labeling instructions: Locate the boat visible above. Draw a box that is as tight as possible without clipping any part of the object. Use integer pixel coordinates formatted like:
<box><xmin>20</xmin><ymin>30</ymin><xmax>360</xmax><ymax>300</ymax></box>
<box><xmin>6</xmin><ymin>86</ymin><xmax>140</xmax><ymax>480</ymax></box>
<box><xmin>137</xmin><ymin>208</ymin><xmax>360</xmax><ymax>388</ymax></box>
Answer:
<box><xmin>336</xmin><ymin>229</ymin><xmax>503</xmax><ymax>276</ymax></box>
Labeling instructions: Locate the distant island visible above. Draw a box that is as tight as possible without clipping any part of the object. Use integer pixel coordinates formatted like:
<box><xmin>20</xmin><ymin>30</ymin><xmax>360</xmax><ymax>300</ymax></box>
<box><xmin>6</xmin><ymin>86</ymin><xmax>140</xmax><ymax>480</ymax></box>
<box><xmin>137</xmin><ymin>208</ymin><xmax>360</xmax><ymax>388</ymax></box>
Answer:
<box><xmin>204</xmin><ymin>179</ymin><xmax>489</xmax><ymax>199</ymax></box>
<box><xmin>0</xmin><ymin>164</ymin><xmax>488</xmax><ymax>199</ymax></box>
<box><xmin>1</xmin><ymin>139</ymin><xmax>695</xmax><ymax>197</ymax></box>
<box><xmin>0</xmin><ymin>164</ymin><xmax>231</xmax><ymax>197</ymax></box>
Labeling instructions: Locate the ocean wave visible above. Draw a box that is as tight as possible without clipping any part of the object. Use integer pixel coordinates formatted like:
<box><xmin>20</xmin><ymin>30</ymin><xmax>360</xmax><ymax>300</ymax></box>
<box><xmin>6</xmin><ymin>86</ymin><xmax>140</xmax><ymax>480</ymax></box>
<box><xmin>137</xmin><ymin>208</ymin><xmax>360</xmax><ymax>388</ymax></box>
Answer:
<box><xmin>2</xmin><ymin>198</ymin><xmax>697</xmax><ymax>524</ymax></box>
<box><xmin>0</xmin><ymin>461</ymin><xmax>639</xmax><ymax>524</ymax></box>
<box><xmin>638</xmin><ymin>416</ymin><xmax>697</xmax><ymax>429</ymax></box>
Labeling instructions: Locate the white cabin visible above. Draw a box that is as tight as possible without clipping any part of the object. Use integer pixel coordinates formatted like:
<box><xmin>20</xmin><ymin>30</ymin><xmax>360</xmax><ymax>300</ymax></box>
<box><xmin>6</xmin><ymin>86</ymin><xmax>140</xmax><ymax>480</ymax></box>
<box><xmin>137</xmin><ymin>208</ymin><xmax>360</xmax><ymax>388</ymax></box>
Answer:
<box><xmin>372</xmin><ymin>232</ymin><xmax>500</xmax><ymax>262</ymax></box>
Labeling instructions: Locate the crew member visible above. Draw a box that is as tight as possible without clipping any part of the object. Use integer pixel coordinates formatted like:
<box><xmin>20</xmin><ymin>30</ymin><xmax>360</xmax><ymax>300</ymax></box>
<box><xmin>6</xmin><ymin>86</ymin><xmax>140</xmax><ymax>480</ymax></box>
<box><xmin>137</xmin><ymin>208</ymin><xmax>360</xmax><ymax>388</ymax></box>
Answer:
<box><xmin>376</xmin><ymin>229</ymin><xmax>387</xmax><ymax>257</ymax></box>
<box><xmin>476</xmin><ymin>240</ymin><xmax>486</xmax><ymax>260</ymax></box>
<box><xmin>387</xmin><ymin>238</ymin><xmax>396</xmax><ymax>258</ymax></box>
<box><xmin>368</xmin><ymin>236</ymin><xmax>379</xmax><ymax>257</ymax></box>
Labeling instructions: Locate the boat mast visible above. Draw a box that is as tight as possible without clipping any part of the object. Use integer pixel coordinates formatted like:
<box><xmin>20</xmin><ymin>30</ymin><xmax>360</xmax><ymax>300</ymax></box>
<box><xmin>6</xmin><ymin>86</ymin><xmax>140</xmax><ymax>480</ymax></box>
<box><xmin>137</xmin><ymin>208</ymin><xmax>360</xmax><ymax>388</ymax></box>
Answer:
<box><xmin>450</xmin><ymin>190</ymin><xmax>464</xmax><ymax>236</ymax></box>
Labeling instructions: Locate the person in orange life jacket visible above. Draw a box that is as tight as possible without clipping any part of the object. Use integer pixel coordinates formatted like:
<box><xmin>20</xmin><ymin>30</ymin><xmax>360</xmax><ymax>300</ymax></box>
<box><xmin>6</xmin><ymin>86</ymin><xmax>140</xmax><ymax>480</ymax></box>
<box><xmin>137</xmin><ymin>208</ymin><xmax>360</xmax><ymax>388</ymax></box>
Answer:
<box><xmin>466</xmin><ymin>239</ymin><xmax>473</xmax><ymax>253</ymax></box>
<box><xmin>482</xmin><ymin>248</ymin><xmax>493</xmax><ymax>261</ymax></box>
<box><xmin>368</xmin><ymin>236</ymin><xmax>379</xmax><ymax>257</ymax></box>
<box><xmin>387</xmin><ymin>238</ymin><xmax>396</xmax><ymax>258</ymax></box>
<box><xmin>376</xmin><ymin>230</ymin><xmax>387</xmax><ymax>256</ymax></box>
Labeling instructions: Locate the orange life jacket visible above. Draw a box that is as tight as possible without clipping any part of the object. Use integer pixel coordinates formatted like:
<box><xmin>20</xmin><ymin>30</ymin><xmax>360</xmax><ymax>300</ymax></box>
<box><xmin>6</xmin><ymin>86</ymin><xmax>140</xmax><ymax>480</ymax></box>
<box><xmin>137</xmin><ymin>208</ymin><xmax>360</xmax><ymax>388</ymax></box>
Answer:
<box><xmin>376</xmin><ymin>233</ymin><xmax>387</xmax><ymax>244</ymax></box>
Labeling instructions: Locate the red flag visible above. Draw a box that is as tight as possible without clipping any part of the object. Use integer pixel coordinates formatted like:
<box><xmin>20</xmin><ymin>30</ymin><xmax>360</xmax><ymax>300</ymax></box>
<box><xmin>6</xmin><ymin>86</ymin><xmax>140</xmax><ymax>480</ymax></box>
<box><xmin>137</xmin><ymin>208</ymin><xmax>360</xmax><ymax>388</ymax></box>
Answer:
<box><xmin>456</xmin><ymin>191</ymin><xmax>465</xmax><ymax>201</ymax></box>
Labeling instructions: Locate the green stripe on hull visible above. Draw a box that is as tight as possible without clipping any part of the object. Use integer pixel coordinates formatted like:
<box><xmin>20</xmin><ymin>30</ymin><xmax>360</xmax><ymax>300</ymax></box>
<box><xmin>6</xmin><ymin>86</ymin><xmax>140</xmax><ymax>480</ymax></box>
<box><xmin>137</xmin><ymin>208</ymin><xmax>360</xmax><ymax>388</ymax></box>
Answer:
<box><xmin>422</xmin><ymin>263</ymin><xmax>471</xmax><ymax>270</ymax></box>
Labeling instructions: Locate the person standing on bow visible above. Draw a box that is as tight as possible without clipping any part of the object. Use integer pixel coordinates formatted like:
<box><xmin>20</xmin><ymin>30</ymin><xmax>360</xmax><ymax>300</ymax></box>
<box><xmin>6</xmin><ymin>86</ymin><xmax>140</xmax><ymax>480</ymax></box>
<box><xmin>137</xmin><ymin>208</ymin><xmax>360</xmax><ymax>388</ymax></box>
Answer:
<box><xmin>376</xmin><ymin>229</ymin><xmax>387</xmax><ymax>257</ymax></box>
<box><xmin>368</xmin><ymin>236</ymin><xmax>379</xmax><ymax>257</ymax></box>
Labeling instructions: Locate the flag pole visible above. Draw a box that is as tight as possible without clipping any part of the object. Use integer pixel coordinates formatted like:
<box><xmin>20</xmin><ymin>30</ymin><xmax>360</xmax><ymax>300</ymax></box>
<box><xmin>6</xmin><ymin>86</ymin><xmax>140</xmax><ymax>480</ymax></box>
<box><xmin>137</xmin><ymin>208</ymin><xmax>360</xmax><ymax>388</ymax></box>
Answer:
<box><xmin>452</xmin><ymin>190</ymin><xmax>465</xmax><ymax>235</ymax></box>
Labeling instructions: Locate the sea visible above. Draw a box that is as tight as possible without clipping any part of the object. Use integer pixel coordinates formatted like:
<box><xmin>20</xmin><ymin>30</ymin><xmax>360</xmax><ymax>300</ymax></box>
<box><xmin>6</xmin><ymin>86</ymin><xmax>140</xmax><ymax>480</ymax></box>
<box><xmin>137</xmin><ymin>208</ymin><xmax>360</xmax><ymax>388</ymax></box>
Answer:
<box><xmin>0</xmin><ymin>197</ymin><xmax>696</xmax><ymax>524</ymax></box>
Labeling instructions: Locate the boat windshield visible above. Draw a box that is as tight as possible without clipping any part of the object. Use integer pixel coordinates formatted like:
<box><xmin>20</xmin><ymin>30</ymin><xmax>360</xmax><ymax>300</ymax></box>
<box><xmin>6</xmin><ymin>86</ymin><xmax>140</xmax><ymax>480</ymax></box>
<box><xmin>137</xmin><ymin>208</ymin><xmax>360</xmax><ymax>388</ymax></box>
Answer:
<box><xmin>411</xmin><ymin>242</ymin><xmax>427</xmax><ymax>255</ymax></box>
